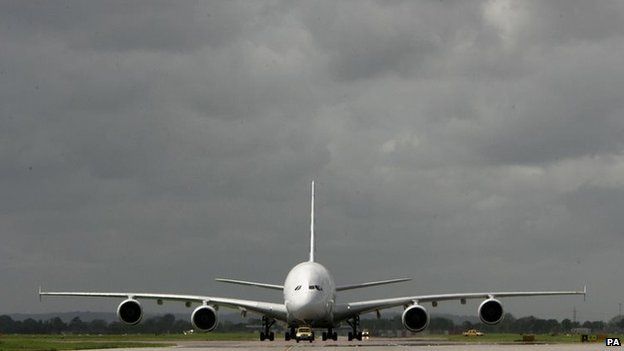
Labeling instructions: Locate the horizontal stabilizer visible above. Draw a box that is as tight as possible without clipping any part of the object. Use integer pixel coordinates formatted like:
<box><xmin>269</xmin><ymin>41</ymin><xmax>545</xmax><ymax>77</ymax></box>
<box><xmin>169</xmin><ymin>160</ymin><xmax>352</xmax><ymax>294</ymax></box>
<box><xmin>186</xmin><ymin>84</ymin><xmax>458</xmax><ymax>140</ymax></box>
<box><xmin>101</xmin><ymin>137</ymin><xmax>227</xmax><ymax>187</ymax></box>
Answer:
<box><xmin>215</xmin><ymin>278</ymin><xmax>284</xmax><ymax>291</ymax></box>
<box><xmin>336</xmin><ymin>278</ymin><xmax>411</xmax><ymax>292</ymax></box>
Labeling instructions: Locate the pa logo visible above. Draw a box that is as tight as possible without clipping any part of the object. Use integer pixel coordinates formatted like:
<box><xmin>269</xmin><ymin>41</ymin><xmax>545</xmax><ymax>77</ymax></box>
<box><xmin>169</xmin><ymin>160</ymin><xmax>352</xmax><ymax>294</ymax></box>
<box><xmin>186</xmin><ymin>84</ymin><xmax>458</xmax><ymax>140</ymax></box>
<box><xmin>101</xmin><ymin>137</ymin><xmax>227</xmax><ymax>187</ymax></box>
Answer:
<box><xmin>606</xmin><ymin>337</ymin><xmax>621</xmax><ymax>346</ymax></box>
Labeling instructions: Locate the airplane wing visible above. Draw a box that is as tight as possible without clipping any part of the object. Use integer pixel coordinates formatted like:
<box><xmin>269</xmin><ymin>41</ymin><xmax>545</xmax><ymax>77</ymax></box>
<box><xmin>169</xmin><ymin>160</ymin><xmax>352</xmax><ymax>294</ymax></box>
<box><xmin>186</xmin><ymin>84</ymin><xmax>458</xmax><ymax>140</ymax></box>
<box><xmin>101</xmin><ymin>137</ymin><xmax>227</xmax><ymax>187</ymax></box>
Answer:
<box><xmin>336</xmin><ymin>278</ymin><xmax>411</xmax><ymax>291</ymax></box>
<box><xmin>333</xmin><ymin>287</ymin><xmax>586</xmax><ymax>321</ymax></box>
<box><xmin>39</xmin><ymin>288</ymin><xmax>287</xmax><ymax>321</ymax></box>
<box><xmin>215</xmin><ymin>278</ymin><xmax>284</xmax><ymax>291</ymax></box>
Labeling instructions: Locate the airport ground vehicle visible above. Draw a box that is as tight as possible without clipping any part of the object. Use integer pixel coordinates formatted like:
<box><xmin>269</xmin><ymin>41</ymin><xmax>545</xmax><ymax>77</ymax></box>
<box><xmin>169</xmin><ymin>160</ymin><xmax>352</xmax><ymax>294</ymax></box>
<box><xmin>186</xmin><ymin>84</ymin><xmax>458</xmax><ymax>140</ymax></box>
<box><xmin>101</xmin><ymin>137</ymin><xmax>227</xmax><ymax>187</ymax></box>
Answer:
<box><xmin>463</xmin><ymin>329</ymin><xmax>484</xmax><ymax>336</ymax></box>
<box><xmin>295</xmin><ymin>327</ymin><xmax>314</xmax><ymax>342</ymax></box>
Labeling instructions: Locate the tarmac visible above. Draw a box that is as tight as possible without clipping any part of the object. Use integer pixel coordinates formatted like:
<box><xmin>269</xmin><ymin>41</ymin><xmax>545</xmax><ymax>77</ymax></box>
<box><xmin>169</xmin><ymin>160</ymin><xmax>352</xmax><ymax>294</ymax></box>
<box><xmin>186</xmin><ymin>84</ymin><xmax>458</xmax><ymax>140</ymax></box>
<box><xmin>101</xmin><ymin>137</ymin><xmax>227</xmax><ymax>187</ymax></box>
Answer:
<box><xmin>87</xmin><ymin>338</ymin><xmax>609</xmax><ymax>351</ymax></box>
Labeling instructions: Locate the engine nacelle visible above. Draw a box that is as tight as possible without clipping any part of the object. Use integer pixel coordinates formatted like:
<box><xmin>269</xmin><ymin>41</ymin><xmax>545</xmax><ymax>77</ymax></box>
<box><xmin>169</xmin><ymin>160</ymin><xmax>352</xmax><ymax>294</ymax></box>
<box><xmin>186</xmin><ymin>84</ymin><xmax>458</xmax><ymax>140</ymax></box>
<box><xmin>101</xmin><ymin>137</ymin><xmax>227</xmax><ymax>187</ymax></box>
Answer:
<box><xmin>191</xmin><ymin>305</ymin><xmax>219</xmax><ymax>332</ymax></box>
<box><xmin>117</xmin><ymin>299</ymin><xmax>143</xmax><ymax>325</ymax></box>
<box><xmin>478</xmin><ymin>298</ymin><xmax>504</xmax><ymax>325</ymax></box>
<box><xmin>401</xmin><ymin>304</ymin><xmax>429</xmax><ymax>332</ymax></box>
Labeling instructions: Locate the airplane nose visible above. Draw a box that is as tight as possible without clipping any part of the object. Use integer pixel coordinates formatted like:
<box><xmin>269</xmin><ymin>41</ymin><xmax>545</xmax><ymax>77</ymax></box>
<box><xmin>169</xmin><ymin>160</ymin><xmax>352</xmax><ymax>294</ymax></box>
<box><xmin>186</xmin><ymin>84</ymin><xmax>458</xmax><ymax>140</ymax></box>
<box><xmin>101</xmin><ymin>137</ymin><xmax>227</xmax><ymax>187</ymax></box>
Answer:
<box><xmin>288</xmin><ymin>293</ymin><xmax>325</xmax><ymax>321</ymax></box>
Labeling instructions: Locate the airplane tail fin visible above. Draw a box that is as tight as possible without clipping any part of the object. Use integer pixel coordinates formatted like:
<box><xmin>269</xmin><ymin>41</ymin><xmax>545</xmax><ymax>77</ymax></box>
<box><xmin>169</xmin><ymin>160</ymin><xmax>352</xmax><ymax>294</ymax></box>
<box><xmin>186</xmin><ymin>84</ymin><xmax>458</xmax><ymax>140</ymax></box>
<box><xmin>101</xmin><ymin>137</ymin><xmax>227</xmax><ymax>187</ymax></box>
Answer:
<box><xmin>309</xmin><ymin>181</ymin><xmax>315</xmax><ymax>262</ymax></box>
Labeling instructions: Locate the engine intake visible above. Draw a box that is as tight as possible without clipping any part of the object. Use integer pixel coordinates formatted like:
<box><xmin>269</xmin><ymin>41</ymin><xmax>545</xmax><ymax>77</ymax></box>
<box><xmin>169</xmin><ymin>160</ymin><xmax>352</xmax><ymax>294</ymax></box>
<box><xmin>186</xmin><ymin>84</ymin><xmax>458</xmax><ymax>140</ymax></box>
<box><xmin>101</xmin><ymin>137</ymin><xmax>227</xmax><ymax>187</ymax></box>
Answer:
<box><xmin>117</xmin><ymin>299</ymin><xmax>143</xmax><ymax>325</ymax></box>
<box><xmin>401</xmin><ymin>304</ymin><xmax>429</xmax><ymax>332</ymax></box>
<box><xmin>191</xmin><ymin>305</ymin><xmax>218</xmax><ymax>331</ymax></box>
<box><xmin>478</xmin><ymin>298</ymin><xmax>504</xmax><ymax>325</ymax></box>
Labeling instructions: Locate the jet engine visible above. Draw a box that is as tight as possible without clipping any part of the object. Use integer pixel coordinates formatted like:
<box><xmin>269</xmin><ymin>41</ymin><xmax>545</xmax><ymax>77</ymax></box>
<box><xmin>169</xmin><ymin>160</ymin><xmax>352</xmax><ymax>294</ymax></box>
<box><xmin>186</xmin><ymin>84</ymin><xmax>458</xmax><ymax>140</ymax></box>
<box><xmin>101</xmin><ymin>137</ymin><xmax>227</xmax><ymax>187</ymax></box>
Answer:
<box><xmin>191</xmin><ymin>305</ymin><xmax>219</xmax><ymax>331</ymax></box>
<box><xmin>478</xmin><ymin>298</ymin><xmax>504</xmax><ymax>325</ymax></box>
<box><xmin>401</xmin><ymin>304</ymin><xmax>429</xmax><ymax>332</ymax></box>
<box><xmin>117</xmin><ymin>299</ymin><xmax>143</xmax><ymax>325</ymax></box>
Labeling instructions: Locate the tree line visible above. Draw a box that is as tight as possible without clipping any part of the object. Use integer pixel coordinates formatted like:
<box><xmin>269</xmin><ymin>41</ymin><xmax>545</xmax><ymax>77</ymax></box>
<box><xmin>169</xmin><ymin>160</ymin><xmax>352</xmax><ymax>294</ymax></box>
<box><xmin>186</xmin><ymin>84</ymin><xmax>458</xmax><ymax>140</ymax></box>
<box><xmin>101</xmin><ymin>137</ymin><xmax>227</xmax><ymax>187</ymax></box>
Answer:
<box><xmin>1</xmin><ymin>313</ymin><xmax>623</xmax><ymax>334</ymax></box>
<box><xmin>362</xmin><ymin>313</ymin><xmax>624</xmax><ymax>334</ymax></box>
<box><xmin>0</xmin><ymin>314</ymin><xmax>250</xmax><ymax>334</ymax></box>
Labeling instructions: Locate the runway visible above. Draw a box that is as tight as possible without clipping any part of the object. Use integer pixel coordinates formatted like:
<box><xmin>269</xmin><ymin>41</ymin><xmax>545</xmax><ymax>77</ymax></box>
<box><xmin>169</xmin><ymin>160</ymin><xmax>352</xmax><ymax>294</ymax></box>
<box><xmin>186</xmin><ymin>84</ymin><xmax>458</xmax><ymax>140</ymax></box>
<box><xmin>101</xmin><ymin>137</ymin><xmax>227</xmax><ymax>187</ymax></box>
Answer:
<box><xmin>87</xmin><ymin>338</ymin><xmax>607</xmax><ymax>351</ymax></box>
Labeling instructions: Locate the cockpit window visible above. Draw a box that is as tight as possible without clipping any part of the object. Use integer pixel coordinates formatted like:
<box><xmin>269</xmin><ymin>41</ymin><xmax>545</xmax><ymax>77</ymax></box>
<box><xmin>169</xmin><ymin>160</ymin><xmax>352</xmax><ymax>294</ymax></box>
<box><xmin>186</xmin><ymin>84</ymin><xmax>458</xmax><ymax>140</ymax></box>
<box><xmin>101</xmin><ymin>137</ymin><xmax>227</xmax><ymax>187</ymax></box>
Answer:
<box><xmin>308</xmin><ymin>285</ymin><xmax>323</xmax><ymax>291</ymax></box>
<box><xmin>315</xmin><ymin>285</ymin><xmax>323</xmax><ymax>291</ymax></box>
<box><xmin>294</xmin><ymin>285</ymin><xmax>302</xmax><ymax>291</ymax></box>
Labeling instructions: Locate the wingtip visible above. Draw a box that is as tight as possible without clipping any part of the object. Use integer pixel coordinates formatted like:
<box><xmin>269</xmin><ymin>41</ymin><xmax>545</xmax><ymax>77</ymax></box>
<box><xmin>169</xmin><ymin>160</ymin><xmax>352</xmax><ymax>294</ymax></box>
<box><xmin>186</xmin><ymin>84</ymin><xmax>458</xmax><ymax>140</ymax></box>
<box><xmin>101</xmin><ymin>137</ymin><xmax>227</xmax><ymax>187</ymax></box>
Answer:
<box><xmin>38</xmin><ymin>286</ymin><xmax>42</xmax><ymax>302</ymax></box>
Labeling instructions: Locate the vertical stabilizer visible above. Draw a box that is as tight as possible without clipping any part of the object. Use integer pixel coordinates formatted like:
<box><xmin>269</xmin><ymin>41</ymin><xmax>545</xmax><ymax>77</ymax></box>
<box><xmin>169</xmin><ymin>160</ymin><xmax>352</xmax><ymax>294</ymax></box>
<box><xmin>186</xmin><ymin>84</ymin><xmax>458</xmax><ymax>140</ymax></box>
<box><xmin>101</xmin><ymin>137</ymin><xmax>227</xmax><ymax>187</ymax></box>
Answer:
<box><xmin>309</xmin><ymin>181</ymin><xmax>315</xmax><ymax>262</ymax></box>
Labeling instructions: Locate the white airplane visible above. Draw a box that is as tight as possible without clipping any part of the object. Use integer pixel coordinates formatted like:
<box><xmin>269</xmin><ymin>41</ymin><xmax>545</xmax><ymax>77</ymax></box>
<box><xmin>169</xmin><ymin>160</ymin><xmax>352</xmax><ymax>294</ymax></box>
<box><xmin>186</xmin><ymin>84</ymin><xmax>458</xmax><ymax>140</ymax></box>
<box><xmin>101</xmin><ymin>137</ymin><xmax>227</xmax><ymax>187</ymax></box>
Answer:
<box><xmin>40</xmin><ymin>182</ymin><xmax>585</xmax><ymax>342</ymax></box>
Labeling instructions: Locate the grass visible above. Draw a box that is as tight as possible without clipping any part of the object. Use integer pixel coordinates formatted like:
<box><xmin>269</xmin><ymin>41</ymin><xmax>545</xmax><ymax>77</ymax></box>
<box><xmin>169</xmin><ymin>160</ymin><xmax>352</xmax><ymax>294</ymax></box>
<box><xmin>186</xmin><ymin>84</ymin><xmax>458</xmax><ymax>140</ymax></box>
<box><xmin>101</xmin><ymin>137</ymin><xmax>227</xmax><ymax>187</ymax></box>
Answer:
<box><xmin>0</xmin><ymin>336</ymin><xmax>170</xmax><ymax>351</ymax></box>
<box><xmin>444</xmin><ymin>332</ymin><xmax>621</xmax><ymax>343</ymax></box>
<box><xmin>0</xmin><ymin>333</ymin><xmax>256</xmax><ymax>351</ymax></box>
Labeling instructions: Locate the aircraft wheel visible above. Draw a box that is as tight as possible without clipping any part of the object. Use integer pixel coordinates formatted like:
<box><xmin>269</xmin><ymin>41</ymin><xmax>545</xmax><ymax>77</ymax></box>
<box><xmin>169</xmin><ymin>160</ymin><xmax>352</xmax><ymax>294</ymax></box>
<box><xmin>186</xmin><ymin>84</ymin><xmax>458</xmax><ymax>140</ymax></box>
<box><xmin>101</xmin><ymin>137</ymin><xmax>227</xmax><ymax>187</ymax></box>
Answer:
<box><xmin>332</xmin><ymin>332</ymin><xmax>338</xmax><ymax>341</ymax></box>
<box><xmin>260</xmin><ymin>332</ymin><xmax>265</xmax><ymax>341</ymax></box>
<box><xmin>357</xmin><ymin>331</ymin><xmax>363</xmax><ymax>341</ymax></box>
<box><xmin>322</xmin><ymin>332</ymin><xmax>327</xmax><ymax>341</ymax></box>
<box><xmin>296</xmin><ymin>338</ymin><xmax>300</xmax><ymax>343</ymax></box>
<box><xmin>285</xmin><ymin>333</ymin><xmax>290</xmax><ymax>341</ymax></box>
<box><xmin>269</xmin><ymin>332</ymin><xmax>274</xmax><ymax>341</ymax></box>
<box><xmin>348</xmin><ymin>332</ymin><xmax>353</xmax><ymax>341</ymax></box>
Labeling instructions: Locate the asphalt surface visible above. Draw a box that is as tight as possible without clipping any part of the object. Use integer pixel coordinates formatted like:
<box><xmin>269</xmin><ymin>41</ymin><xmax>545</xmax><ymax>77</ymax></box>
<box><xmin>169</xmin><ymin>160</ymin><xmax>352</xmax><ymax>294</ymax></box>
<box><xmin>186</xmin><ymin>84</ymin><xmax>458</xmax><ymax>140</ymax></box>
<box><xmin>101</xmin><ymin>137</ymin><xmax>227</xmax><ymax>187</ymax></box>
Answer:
<box><xmin>86</xmin><ymin>338</ymin><xmax>608</xmax><ymax>350</ymax></box>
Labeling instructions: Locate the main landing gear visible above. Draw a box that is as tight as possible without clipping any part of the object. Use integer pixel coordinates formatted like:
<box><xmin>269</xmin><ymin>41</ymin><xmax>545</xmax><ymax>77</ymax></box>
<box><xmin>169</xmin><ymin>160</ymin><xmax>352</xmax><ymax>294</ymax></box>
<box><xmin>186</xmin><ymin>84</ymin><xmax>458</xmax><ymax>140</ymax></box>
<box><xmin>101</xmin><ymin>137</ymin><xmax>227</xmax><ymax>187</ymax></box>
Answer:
<box><xmin>321</xmin><ymin>328</ymin><xmax>338</xmax><ymax>341</ymax></box>
<box><xmin>259</xmin><ymin>316</ymin><xmax>275</xmax><ymax>341</ymax></box>
<box><xmin>347</xmin><ymin>315</ymin><xmax>363</xmax><ymax>341</ymax></box>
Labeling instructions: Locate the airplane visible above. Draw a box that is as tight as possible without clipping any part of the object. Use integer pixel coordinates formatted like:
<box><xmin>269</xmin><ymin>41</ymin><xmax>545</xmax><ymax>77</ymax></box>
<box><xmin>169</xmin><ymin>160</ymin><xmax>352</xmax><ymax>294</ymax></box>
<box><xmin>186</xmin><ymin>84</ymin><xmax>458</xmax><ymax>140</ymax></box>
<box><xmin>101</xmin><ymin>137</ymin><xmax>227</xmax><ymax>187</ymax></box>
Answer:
<box><xmin>40</xmin><ymin>181</ymin><xmax>586</xmax><ymax>342</ymax></box>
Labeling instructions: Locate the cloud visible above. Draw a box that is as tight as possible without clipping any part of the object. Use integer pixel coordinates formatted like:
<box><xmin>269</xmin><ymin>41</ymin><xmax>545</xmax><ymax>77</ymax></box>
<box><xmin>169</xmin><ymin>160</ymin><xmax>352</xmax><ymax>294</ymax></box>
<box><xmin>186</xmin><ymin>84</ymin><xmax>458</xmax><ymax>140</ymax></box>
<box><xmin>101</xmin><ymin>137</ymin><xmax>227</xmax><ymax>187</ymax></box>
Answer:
<box><xmin>0</xmin><ymin>1</ymin><xmax>622</xmax><ymax>322</ymax></box>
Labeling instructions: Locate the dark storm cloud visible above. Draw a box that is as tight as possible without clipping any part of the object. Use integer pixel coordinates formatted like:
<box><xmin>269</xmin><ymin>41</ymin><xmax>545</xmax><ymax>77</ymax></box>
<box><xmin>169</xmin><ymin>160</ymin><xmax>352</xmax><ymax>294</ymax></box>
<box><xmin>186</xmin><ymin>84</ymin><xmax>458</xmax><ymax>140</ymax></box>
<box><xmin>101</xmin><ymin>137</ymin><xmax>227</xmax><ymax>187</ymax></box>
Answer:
<box><xmin>562</xmin><ymin>184</ymin><xmax>624</xmax><ymax>241</ymax></box>
<box><xmin>1</xmin><ymin>0</ymin><xmax>623</xmax><ymax>322</ymax></box>
<box><xmin>300</xmin><ymin>1</ymin><xmax>486</xmax><ymax>81</ymax></box>
<box><xmin>1</xmin><ymin>1</ymin><xmax>258</xmax><ymax>51</ymax></box>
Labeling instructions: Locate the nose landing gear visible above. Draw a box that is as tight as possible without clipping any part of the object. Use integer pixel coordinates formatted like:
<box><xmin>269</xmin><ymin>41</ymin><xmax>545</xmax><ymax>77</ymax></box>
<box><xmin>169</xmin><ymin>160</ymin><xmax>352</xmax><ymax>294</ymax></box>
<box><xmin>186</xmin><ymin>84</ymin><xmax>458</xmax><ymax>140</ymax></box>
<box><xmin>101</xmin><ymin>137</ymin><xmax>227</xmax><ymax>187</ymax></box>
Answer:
<box><xmin>347</xmin><ymin>315</ymin><xmax>362</xmax><ymax>341</ymax></box>
<box><xmin>259</xmin><ymin>316</ymin><xmax>275</xmax><ymax>341</ymax></box>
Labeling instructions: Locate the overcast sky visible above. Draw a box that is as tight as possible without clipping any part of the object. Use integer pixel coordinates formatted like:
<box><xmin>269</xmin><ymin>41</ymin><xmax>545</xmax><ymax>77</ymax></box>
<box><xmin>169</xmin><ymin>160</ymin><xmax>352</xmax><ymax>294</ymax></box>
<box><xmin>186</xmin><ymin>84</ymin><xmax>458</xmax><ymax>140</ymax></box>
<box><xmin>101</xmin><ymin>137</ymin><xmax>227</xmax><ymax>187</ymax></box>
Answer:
<box><xmin>2</xmin><ymin>0</ymin><xmax>624</xmax><ymax>323</ymax></box>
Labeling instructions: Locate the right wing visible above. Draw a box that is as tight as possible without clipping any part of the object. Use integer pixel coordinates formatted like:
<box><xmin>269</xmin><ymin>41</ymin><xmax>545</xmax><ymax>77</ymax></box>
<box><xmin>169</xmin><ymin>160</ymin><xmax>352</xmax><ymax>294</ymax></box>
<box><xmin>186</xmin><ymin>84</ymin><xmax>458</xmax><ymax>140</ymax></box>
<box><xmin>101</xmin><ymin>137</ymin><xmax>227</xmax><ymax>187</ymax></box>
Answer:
<box><xmin>333</xmin><ymin>287</ymin><xmax>586</xmax><ymax>321</ymax></box>
<box><xmin>336</xmin><ymin>278</ymin><xmax>411</xmax><ymax>292</ymax></box>
<box><xmin>39</xmin><ymin>288</ymin><xmax>287</xmax><ymax>321</ymax></box>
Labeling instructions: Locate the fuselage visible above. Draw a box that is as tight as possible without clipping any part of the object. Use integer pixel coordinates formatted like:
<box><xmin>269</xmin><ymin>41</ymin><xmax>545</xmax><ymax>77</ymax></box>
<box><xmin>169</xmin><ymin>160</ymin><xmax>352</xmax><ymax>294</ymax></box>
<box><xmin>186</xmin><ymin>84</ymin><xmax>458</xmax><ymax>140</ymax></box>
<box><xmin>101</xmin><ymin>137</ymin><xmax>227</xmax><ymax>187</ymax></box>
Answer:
<box><xmin>283</xmin><ymin>261</ymin><xmax>336</xmax><ymax>327</ymax></box>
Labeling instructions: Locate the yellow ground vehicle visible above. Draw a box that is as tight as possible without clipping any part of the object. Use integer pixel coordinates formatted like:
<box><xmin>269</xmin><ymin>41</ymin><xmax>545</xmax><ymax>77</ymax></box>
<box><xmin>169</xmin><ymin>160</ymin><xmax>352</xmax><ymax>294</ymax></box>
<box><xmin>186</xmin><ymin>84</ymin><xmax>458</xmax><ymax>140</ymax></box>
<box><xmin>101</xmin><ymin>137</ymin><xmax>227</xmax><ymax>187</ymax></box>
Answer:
<box><xmin>462</xmin><ymin>329</ymin><xmax>484</xmax><ymax>336</ymax></box>
<box><xmin>295</xmin><ymin>327</ymin><xmax>314</xmax><ymax>343</ymax></box>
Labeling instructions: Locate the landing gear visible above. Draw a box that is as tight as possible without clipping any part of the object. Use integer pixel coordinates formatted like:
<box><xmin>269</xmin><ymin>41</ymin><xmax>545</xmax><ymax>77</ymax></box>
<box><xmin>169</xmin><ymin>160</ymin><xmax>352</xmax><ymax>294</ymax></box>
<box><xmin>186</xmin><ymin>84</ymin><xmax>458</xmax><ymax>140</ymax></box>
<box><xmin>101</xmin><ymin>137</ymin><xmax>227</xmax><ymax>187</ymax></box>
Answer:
<box><xmin>259</xmin><ymin>316</ymin><xmax>275</xmax><ymax>341</ymax></box>
<box><xmin>347</xmin><ymin>316</ymin><xmax>362</xmax><ymax>341</ymax></box>
<box><xmin>285</xmin><ymin>327</ymin><xmax>295</xmax><ymax>341</ymax></box>
<box><xmin>322</xmin><ymin>328</ymin><xmax>338</xmax><ymax>341</ymax></box>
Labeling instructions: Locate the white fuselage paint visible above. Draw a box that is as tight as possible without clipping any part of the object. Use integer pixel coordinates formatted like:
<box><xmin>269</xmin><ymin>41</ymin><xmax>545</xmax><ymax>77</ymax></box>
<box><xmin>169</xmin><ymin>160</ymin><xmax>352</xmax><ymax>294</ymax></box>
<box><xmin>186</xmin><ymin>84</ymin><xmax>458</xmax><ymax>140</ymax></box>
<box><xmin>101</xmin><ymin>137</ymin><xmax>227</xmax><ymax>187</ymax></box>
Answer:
<box><xmin>283</xmin><ymin>261</ymin><xmax>336</xmax><ymax>328</ymax></box>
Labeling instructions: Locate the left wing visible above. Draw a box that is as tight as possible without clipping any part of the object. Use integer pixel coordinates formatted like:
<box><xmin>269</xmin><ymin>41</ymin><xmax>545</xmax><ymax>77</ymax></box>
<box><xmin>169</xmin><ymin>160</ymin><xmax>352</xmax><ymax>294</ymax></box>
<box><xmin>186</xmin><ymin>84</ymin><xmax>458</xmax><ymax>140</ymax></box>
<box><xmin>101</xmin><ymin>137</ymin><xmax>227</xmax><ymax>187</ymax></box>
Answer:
<box><xmin>333</xmin><ymin>287</ymin><xmax>586</xmax><ymax>321</ymax></box>
<box><xmin>39</xmin><ymin>288</ymin><xmax>287</xmax><ymax>321</ymax></box>
<box><xmin>215</xmin><ymin>278</ymin><xmax>284</xmax><ymax>291</ymax></box>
